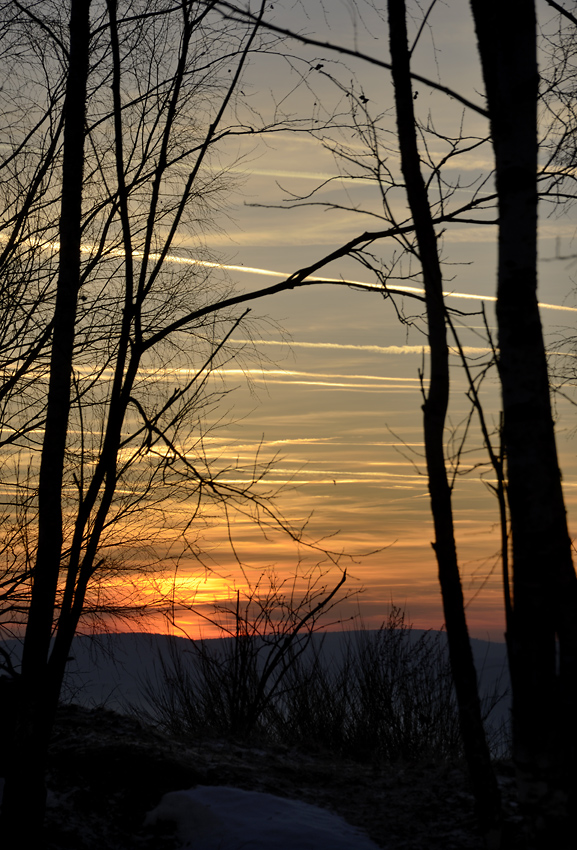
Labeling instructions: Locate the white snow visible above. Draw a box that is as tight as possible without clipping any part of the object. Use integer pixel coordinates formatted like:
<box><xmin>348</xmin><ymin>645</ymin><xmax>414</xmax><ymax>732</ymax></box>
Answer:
<box><xmin>0</xmin><ymin>777</ymin><xmax>382</xmax><ymax>848</ymax></box>
<box><xmin>144</xmin><ymin>784</ymin><xmax>382</xmax><ymax>850</ymax></box>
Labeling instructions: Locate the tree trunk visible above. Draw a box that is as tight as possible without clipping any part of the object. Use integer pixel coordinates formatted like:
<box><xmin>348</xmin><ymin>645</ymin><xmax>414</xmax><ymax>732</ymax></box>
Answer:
<box><xmin>0</xmin><ymin>1</ymin><xmax>91</xmax><ymax>845</ymax></box>
<box><xmin>471</xmin><ymin>1</ymin><xmax>577</xmax><ymax>845</ymax></box>
<box><xmin>387</xmin><ymin>2</ymin><xmax>502</xmax><ymax>847</ymax></box>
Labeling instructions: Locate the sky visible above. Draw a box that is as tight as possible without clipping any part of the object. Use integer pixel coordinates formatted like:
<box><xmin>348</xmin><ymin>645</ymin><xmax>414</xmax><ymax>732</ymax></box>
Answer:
<box><xmin>122</xmin><ymin>0</ymin><xmax>577</xmax><ymax>645</ymax></box>
<box><xmin>6</xmin><ymin>1</ymin><xmax>561</xmax><ymax>646</ymax></box>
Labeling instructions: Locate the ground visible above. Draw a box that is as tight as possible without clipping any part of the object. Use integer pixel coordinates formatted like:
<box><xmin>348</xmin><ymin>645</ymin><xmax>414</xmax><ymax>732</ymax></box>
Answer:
<box><xmin>41</xmin><ymin>704</ymin><xmax>523</xmax><ymax>849</ymax></box>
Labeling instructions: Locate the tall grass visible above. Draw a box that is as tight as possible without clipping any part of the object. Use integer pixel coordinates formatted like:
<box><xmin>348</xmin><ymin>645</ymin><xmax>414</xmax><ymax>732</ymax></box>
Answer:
<box><xmin>140</xmin><ymin>606</ymin><xmax>507</xmax><ymax>763</ymax></box>
<box><xmin>276</xmin><ymin>612</ymin><xmax>461</xmax><ymax>761</ymax></box>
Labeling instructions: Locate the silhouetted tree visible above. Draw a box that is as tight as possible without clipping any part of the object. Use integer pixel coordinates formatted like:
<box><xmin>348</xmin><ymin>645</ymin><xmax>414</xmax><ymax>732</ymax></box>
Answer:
<box><xmin>0</xmin><ymin>0</ymin><xmax>337</xmax><ymax>842</ymax></box>
<box><xmin>203</xmin><ymin>1</ymin><xmax>577</xmax><ymax>844</ymax></box>
<box><xmin>471</xmin><ymin>1</ymin><xmax>577</xmax><ymax>845</ymax></box>
<box><xmin>387</xmin><ymin>2</ymin><xmax>502</xmax><ymax>845</ymax></box>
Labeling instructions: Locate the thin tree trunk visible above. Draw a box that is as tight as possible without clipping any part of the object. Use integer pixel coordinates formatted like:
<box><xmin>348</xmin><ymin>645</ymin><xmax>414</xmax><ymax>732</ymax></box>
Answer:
<box><xmin>471</xmin><ymin>1</ymin><xmax>577</xmax><ymax>845</ymax></box>
<box><xmin>387</xmin><ymin>2</ymin><xmax>502</xmax><ymax>846</ymax></box>
<box><xmin>0</xmin><ymin>1</ymin><xmax>91</xmax><ymax>845</ymax></box>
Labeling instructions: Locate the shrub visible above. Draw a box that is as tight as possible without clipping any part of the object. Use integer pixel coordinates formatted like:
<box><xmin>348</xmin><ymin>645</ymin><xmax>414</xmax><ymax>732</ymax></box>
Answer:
<box><xmin>138</xmin><ymin>604</ymin><xmax>510</xmax><ymax>764</ymax></box>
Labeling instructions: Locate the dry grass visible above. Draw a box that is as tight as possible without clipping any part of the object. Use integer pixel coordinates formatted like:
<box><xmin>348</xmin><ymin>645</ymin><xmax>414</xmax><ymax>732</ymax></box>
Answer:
<box><xmin>139</xmin><ymin>606</ymin><xmax>505</xmax><ymax>765</ymax></box>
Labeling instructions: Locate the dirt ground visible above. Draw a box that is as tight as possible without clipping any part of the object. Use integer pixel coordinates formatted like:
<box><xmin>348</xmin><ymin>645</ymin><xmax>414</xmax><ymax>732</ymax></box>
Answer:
<box><xmin>44</xmin><ymin>704</ymin><xmax>522</xmax><ymax>850</ymax></box>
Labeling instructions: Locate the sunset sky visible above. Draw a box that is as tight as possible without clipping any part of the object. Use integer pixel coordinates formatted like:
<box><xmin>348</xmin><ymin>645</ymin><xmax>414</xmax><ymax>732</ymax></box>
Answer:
<box><xmin>124</xmin><ymin>1</ymin><xmax>577</xmax><ymax>642</ymax></box>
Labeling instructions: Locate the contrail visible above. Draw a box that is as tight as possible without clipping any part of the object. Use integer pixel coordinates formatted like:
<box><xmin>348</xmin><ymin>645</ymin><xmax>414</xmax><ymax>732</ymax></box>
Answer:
<box><xmin>9</xmin><ymin>234</ymin><xmax>576</xmax><ymax>313</ymax></box>
<box><xmin>149</xmin><ymin>254</ymin><xmax>577</xmax><ymax>314</ymax></box>
<box><xmin>228</xmin><ymin>339</ymin><xmax>492</xmax><ymax>356</ymax></box>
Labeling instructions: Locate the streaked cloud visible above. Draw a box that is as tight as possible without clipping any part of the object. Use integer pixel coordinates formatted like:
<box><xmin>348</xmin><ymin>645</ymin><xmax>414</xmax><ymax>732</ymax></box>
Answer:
<box><xmin>148</xmin><ymin>253</ymin><xmax>577</xmax><ymax>313</ymax></box>
<box><xmin>229</xmin><ymin>339</ymin><xmax>493</xmax><ymax>356</ymax></box>
<box><xmin>217</xmin><ymin>368</ymin><xmax>423</xmax><ymax>381</ymax></box>
<box><xmin>13</xmin><ymin>234</ymin><xmax>575</xmax><ymax>312</ymax></box>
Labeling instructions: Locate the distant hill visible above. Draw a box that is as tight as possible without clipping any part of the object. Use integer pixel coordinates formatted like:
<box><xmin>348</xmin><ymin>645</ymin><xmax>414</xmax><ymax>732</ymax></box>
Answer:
<box><xmin>1</xmin><ymin>628</ymin><xmax>510</xmax><ymax>747</ymax></box>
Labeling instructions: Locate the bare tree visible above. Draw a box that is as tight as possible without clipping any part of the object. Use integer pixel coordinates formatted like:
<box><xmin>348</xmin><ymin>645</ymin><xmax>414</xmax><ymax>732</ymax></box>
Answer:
<box><xmin>4</xmin><ymin>0</ymin><xmax>577</xmax><ymax>845</ymax></box>
<box><xmin>0</xmin><ymin>0</ymin><xmax>347</xmax><ymax>841</ymax></box>
<box><xmin>190</xmin><ymin>1</ymin><xmax>577</xmax><ymax>845</ymax></box>
<box><xmin>387</xmin><ymin>2</ymin><xmax>501</xmax><ymax>845</ymax></box>
<box><xmin>471</xmin><ymin>1</ymin><xmax>577</xmax><ymax>845</ymax></box>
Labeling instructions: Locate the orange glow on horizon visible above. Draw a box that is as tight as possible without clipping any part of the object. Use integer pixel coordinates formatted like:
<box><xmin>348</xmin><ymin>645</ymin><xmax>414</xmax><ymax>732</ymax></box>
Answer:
<box><xmin>85</xmin><ymin>529</ymin><xmax>508</xmax><ymax>643</ymax></box>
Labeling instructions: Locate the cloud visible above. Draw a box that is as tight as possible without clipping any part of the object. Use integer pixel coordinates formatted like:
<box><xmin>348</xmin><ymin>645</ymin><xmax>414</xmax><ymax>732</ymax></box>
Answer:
<box><xmin>213</xmin><ymin>367</ymin><xmax>424</xmax><ymax>390</ymax></box>
<box><xmin>217</xmin><ymin>368</ymin><xmax>423</xmax><ymax>382</ymax></box>
<box><xmin>234</xmin><ymin>166</ymin><xmax>373</xmax><ymax>186</ymax></box>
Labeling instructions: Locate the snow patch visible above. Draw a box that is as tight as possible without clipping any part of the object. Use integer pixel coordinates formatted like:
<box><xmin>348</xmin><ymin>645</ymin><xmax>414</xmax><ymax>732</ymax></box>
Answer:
<box><xmin>145</xmin><ymin>784</ymin><xmax>382</xmax><ymax>850</ymax></box>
